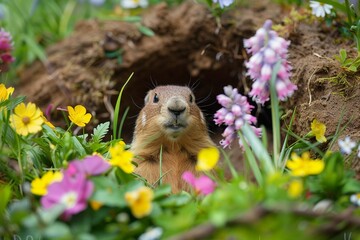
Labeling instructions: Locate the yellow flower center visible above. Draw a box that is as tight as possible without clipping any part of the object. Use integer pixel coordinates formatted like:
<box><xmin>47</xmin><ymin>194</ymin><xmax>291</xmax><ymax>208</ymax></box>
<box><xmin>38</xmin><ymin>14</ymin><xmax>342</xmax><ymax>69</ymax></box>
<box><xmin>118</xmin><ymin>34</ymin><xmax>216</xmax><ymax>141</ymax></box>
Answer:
<box><xmin>22</xmin><ymin>116</ymin><xmax>31</xmax><ymax>125</ymax></box>
<box><xmin>61</xmin><ymin>192</ymin><xmax>78</xmax><ymax>209</ymax></box>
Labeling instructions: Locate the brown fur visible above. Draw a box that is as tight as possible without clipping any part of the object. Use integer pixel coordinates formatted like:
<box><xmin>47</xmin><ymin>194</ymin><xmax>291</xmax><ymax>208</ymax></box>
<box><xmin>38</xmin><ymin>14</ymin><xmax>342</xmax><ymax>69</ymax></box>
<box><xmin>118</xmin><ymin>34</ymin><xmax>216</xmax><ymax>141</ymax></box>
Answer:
<box><xmin>131</xmin><ymin>85</ymin><xmax>215</xmax><ymax>192</ymax></box>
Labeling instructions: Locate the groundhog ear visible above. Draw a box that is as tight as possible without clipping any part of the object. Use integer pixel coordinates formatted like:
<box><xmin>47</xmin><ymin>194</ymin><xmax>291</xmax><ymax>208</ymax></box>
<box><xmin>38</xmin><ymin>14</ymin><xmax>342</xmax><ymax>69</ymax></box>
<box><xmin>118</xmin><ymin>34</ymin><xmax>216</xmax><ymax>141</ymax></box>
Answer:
<box><xmin>144</xmin><ymin>92</ymin><xmax>150</xmax><ymax>104</ymax></box>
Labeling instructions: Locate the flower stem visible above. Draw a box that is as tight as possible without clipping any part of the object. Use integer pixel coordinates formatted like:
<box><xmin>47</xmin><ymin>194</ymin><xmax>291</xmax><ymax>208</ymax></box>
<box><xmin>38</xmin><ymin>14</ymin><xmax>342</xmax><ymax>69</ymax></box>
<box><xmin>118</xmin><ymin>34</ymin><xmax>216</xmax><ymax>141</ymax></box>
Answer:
<box><xmin>270</xmin><ymin>61</ymin><xmax>282</xmax><ymax>170</ymax></box>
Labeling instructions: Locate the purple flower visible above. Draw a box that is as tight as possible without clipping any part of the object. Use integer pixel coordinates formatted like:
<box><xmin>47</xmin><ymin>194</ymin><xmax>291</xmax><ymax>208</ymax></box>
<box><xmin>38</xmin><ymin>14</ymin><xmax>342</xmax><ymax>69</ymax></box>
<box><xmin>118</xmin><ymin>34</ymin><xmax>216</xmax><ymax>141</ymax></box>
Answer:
<box><xmin>68</xmin><ymin>154</ymin><xmax>110</xmax><ymax>176</ymax></box>
<box><xmin>244</xmin><ymin>20</ymin><xmax>297</xmax><ymax>104</ymax></box>
<box><xmin>182</xmin><ymin>171</ymin><xmax>216</xmax><ymax>195</ymax></box>
<box><xmin>0</xmin><ymin>28</ymin><xmax>14</xmax><ymax>65</ymax></box>
<box><xmin>213</xmin><ymin>0</ymin><xmax>234</xmax><ymax>8</ymax></box>
<box><xmin>214</xmin><ymin>85</ymin><xmax>261</xmax><ymax>148</ymax></box>
<box><xmin>41</xmin><ymin>171</ymin><xmax>94</xmax><ymax>220</ymax></box>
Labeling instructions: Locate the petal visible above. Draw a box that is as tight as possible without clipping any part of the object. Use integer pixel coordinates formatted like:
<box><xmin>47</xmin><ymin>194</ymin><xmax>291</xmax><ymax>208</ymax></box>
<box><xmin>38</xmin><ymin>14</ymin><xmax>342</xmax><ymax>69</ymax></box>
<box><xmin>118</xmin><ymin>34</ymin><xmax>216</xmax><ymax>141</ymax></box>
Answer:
<box><xmin>82</xmin><ymin>113</ymin><xmax>92</xmax><ymax>124</ymax></box>
<box><xmin>74</xmin><ymin>105</ymin><xmax>87</xmax><ymax>115</ymax></box>
<box><xmin>181</xmin><ymin>171</ymin><xmax>196</xmax><ymax>186</ymax></box>
<box><xmin>14</xmin><ymin>103</ymin><xmax>26</xmax><ymax>116</ymax></box>
<box><xmin>67</xmin><ymin>106</ymin><xmax>75</xmax><ymax>116</ymax></box>
<box><xmin>195</xmin><ymin>175</ymin><xmax>216</xmax><ymax>195</ymax></box>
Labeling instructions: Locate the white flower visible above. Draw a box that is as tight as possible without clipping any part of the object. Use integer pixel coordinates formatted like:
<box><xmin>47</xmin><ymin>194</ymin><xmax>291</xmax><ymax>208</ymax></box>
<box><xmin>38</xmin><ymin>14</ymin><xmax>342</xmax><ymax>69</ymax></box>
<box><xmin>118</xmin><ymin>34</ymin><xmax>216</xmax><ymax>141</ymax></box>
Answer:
<box><xmin>310</xmin><ymin>1</ymin><xmax>333</xmax><ymax>18</ymax></box>
<box><xmin>139</xmin><ymin>227</ymin><xmax>163</xmax><ymax>240</ymax></box>
<box><xmin>338</xmin><ymin>136</ymin><xmax>356</xmax><ymax>155</ymax></box>
<box><xmin>213</xmin><ymin>0</ymin><xmax>234</xmax><ymax>8</ymax></box>
<box><xmin>350</xmin><ymin>193</ymin><xmax>360</xmax><ymax>207</ymax></box>
<box><xmin>120</xmin><ymin>0</ymin><xmax>148</xmax><ymax>9</ymax></box>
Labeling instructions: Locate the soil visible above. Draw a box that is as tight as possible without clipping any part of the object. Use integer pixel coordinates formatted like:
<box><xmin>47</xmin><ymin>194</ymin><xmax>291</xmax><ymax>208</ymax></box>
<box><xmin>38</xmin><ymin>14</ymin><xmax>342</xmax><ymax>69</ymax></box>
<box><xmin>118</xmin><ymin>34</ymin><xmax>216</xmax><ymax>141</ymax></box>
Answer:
<box><xmin>15</xmin><ymin>0</ymin><xmax>360</xmax><ymax>176</ymax></box>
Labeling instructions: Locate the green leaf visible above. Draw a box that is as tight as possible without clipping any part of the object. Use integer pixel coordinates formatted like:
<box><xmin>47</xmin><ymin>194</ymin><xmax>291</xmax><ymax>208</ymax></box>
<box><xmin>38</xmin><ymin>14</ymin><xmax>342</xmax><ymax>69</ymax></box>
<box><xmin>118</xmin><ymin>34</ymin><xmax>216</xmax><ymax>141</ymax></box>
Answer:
<box><xmin>121</xmin><ymin>16</ymin><xmax>142</xmax><ymax>22</ymax></box>
<box><xmin>319</xmin><ymin>152</ymin><xmax>345</xmax><ymax>196</ymax></box>
<box><xmin>0</xmin><ymin>96</ymin><xmax>25</xmax><ymax>110</ymax></box>
<box><xmin>91</xmin><ymin>176</ymin><xmax>127</xmax><ymax>207</ymax></box>
<box><xmin>0</xmin><ymin>185</ymin><xmax>11</xmax><ymax>214</ymax></box>
<box><xmin>342</xmin><ymin>178</ymin><xmax>360</xmax><ymax>194</ymax></box>
<box><xmin>115</xmin><ymin>167</ymin><xmax>136</xmax><ymax>184</ymax></box>
<box><xmin>159</xmin><ymin>193</ymin><xmax>191</xmax><ymax>207</ymax></box>
<box><xmin>137</xmin><ymin>25</ymin><xmax>155</xmax><ymax>37</ymax></box>
<box><xmin>348</xmin><ymin>65</ymin><xmax>358</xmax><ymax>72</ymax></box>
<box><xmin>22</xmin><ymin>35</ymin><xmax>46</xmax><ymax>62</ymax></box>
<box><xmin>339</xmin><ymin>49</ymin><xmax>347</xmax><ymax>63</ymax></box>
<box><xmin>92</xmin><ymin>121</ymin><xmax>110</xmax><ymax>143</ymax></box>
<box><xmin>154</xmin><ymin>184</ymin><xmax>172</xmax><ymax>200</ymax></box>
<box><xmin>43</xmin><ymin>222</ymin><xmax>71</xmax><ymax>238</ymax></box>
<box><xmin>72</xmin><ymin>136</ymin><xmax>87</xmax><ymax>156</ymax></box>
<box><xmin>43</xmin><ymin>125</ymin><xmax>61</xmax><ymax>145</ymax></box>
<box><xmin>242</xmin><ymin>124</ymin><xmax>275</xmax><ymax>174</ymax></box>
<box><xmin>38</xmin><ymin>204</ymin><xmax>66</xmax><ymax>225</ymax></box>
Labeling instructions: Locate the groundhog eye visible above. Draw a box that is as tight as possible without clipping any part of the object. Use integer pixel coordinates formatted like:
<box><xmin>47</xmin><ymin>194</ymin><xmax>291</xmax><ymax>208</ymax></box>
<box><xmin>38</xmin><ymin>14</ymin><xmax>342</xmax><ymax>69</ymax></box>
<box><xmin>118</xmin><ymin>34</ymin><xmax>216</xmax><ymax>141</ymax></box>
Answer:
<box><xmin>190</xmin><ymin>94</ymin><xmax>193</xmax><ymax>103</ymax></box>
<box><xmin>153</xmin><ymin>93</ymin><xmax>159</xmax><ymax>103</ymax></box>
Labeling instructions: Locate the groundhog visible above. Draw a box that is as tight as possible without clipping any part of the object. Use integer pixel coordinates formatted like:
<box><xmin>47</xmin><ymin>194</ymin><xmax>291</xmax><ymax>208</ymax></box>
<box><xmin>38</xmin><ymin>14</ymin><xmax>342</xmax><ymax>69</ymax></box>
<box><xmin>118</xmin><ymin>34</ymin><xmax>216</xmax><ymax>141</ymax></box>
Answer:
<box><xmin>131</xmin><ymin>85</ymin><xmax>215</xmax><ymax>192</ymax></box>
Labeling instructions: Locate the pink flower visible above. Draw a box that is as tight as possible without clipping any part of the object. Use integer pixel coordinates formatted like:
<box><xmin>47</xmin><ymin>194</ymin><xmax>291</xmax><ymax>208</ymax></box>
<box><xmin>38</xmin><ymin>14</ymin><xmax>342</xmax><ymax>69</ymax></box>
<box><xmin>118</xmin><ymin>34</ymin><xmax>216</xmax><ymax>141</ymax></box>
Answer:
<box><xmin>182</xmin><ymin>171</ymin><xmax>216</xmax><ymax>195</ymax></box>
<box><xmin>68</xmin><ymin>155</ymin><xmax>110</xmax><ymax>176</ymax></box>
<box><xmin>0</xmin><ymin>28</ymin><xmax>14</xmax><ymax>65</ymax></box>
<box><xmin>214</xmin><ymin>85</ymin><xmax>261</xmax><ymax>148</ymax></box>
<box><xmin>41</xmin><ymin>171</ymin><xmax>94</xmax><ymax>220</ymax></box>
<box><xmin>244</xmin><ymin>20</ymin><xmax>297</xmax><ymax>104</ymax></box>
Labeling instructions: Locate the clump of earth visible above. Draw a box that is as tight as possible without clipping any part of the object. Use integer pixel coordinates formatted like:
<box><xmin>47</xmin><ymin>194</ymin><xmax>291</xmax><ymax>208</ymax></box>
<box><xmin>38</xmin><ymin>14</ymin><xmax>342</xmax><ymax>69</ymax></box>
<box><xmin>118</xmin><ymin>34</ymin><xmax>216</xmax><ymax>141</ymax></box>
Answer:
<box><xmin>16</xmin><ymin>0</ymin><xmax>360</xmax><ymax>176</ymax></box>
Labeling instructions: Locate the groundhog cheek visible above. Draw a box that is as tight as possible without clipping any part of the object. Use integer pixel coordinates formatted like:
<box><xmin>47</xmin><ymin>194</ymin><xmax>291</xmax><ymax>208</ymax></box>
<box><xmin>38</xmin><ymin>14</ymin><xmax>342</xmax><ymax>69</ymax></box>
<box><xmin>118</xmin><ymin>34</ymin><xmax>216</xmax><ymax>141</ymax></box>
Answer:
<box><xmin>141</xmin><ymin>113</ymin><xmax>147</xmax><ymax>127</ymax></box>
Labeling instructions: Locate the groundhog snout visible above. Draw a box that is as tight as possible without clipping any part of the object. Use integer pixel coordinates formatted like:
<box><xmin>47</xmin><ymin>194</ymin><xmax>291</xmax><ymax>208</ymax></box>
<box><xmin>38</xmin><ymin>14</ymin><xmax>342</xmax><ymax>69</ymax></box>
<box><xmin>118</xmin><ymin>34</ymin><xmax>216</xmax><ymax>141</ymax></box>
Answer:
<box><xmin>166</xmin><ymin>97</ymin><xmax>188</xmax><ymax>118</ymax></box>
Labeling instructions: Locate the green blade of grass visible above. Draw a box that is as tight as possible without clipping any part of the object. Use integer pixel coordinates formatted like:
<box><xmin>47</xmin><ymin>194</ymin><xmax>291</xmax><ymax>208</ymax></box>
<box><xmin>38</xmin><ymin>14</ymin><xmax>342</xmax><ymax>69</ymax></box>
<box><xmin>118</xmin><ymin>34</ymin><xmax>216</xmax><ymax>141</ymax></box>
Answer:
<box><xmin>219</xmin><ymin>147</ymin><xmax>239</xmax><ymax>179</ymax></box>
<box><xmin>118</xmin><ymin>106</ymin><xmax>130</xmax><ymax>140</ymax></box>
<box><xmin>242</xmin><ymin>124</ymin><xmax>275</xmax><ymax>174</ymax></box>
<box><xmin>279</xmin><ymin>108</ymin><xmax>296</xmax><ymax>172</ymax></box>
<box><xmin>239</xmin><ymin>132</ymin><xmax>263</xmax><ymax>185</ymax></box>
<box><xmin>113</xmin><ymin>72</ymin><xmax>134</xmax><ymax>139</ymax></box>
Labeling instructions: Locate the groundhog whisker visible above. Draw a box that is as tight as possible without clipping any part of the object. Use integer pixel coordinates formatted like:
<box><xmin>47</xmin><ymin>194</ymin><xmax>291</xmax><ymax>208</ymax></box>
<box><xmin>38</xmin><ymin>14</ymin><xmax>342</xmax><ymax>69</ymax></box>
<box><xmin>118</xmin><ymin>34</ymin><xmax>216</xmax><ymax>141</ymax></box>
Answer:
<box><xmin>197</xmin><ymin>100</ymin><xmax>218</xmax><ymax>108</ymax></box>
<box><xmin>130</xmin><ymin>96</ymin><xmax>143</xmax><ymax>110</ymax></box>
<box><xmin>196</xmin><ymin>90</ymin><xmax>214</xmax><ymax>105</ymax></box>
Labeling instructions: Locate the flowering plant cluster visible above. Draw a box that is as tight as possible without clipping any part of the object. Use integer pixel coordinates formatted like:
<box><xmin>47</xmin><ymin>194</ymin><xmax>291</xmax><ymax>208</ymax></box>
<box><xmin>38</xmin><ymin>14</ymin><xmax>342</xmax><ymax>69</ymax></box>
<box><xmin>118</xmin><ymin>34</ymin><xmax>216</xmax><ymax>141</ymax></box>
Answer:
<box><xmin>244</xmin><ymin>19</ymin><xmax>297</xmax><ymax>104</ymax></box>
<box><xmin>214</xmin><ymin>85</ymin><xmax>261</xmax><ymax>149</ymax></box>
<box><xmin>0</xmin><ymin>28</ymin><xmax>14</xmax><ymax>69</ymax></box>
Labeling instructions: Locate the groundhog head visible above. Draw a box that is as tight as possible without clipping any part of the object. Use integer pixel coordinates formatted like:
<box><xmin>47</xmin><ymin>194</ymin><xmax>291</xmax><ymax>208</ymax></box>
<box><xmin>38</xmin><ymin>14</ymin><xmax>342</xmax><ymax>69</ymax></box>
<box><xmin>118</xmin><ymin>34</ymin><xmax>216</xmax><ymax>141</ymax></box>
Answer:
<box><xmin>138</xmin><ymin>85</ymin><xmax>206</xmax><ymax>140</ymax></box>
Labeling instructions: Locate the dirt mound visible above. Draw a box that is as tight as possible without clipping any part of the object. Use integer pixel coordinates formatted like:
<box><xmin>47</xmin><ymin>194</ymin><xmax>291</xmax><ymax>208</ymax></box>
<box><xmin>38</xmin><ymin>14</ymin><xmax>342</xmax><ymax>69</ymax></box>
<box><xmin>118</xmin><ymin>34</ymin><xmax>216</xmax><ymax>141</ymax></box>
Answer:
<box><xmin>15</xmin><ymin>0</ymin><xmax>360</xmax><ymax>175</ymax></box>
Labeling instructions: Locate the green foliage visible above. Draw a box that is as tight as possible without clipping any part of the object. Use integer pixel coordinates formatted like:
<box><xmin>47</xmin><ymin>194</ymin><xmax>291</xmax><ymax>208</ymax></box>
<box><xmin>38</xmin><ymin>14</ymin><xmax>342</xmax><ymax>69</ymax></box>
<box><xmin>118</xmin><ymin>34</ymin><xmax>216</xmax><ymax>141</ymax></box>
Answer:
<box><xmin>318</xmin><ymin>0</ymin><xmax>360</xmax><ymax>51</ymax></box>
<box><xmin>334</xmin><ymin>48</ymin><xmax>360</xmax><ymax>72</ymax></box>
<box><xmin>1</xmin><ymin>1</ymin><xmax>360</xmax><ymax>239</ymax></box>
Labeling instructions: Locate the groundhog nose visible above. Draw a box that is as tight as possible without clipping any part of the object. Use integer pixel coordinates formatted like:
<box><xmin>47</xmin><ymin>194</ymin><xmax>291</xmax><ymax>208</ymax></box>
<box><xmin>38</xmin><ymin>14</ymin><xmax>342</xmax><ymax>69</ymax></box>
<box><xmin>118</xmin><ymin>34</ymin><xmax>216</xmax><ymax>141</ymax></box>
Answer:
<box><xmin>168</xmin><ymin>107</ymin><xmax>186</xmax><ymax>116</ymax></box>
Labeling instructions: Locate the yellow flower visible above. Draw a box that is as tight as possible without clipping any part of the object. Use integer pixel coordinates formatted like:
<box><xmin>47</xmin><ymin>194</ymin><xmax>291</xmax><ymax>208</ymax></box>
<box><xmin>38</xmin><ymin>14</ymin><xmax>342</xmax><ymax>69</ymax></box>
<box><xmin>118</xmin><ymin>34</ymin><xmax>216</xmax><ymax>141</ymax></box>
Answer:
<box><xmin>196</xmin><ymin>147</ymin><xmax>220</xmax><ymax>171</ymax></box>
<box><xmin>125</xmin><ymin>186</ymin><xmax>153</xmax><ymax>218</ymax></box>
<box><xmin>286</xmin><ymin>152</ymin><xmax>325</xmax><ymax>177</ymax></box>
<box><xmin>41</xmin><ymin>114</ymin><xmax>55</xmax><ymax>129</ymax></box>
<box><xmin>89</xmin><ymin>200</ymin><xmax>103</xmax><ymax>211</ymax></box>
<box><xmin>67</xmin><ymin>105</ymin><xmax>92</xmax><ymax>127</ymax></box>
<box><xmin>31</xmin><ymin>171</ymin><xmax>63</xmax><ymax>196</ymax></box>
<box><xmin>0</xmin><ymin>83</ymin><xmax>14</xmax><ymax>101</ymax></box>
<box><xmin>10</xmin><ymin>102</ymin><xmax>44</xmax><ymax>136</ymax></box>
<box><xmin>288</xmin><ymin>179</ymin><xmax>303</xmax><ymax>198</ymax></box>
<box><xmin>109</xmin><ymin>141</ymin><xmax>135</xmax><ymax>173</ymax></box>
<box><xmin>310</xmin><ymin>119</ymin><xmax>327</xmax><ymax>143</ymax></box>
